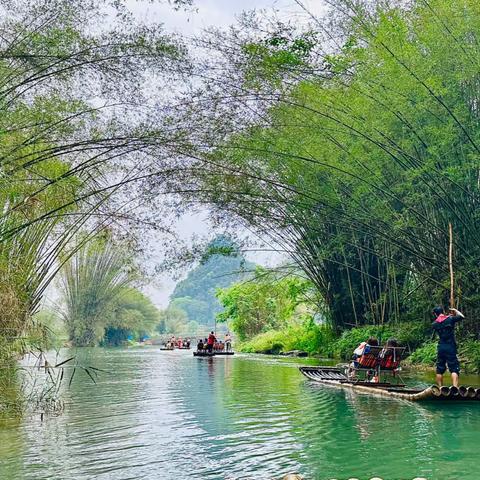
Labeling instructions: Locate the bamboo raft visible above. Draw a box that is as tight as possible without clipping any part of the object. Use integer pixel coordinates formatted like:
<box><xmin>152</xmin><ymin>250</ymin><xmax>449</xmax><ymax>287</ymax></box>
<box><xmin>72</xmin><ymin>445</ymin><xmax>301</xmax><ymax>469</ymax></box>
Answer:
<box><xmin>193</xmin><ymin>351</ymin><xmax>234</xmax><ymax>357</ymax></box>
<box><xmin>300</xmin><ymin>366</ymin><xmax>480</xmax><ymax>401</ymax></box>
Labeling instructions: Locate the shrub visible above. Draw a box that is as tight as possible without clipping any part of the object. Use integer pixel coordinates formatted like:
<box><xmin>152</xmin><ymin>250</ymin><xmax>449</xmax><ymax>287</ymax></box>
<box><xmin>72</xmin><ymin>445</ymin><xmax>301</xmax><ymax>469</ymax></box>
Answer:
<box><xmin>407</xmin><ymin>342</ymin><xmax>437</xmax><ymax>365</ymax></box>
<box><xmin>460</xmin><ymin>340</ymin><xmax>480</xmax><ymax>374</ymax></box>
<box><xmin>393</xmin><ymin>321</ymin><xmax>431</xmax><ymax>352</ymax></box>
<box><xmin>239</xmin><ymin>319</ymin><xmax>335</xmax><ymax>355</ymax></box>
<box><xmin>240</xmin><ymin>330</ymin><xmax>286</xmax><ymax>354</ymax></box>
<box><xmin>331</xmin><ymin>326</ymin><xmax>395</xmax><ymax>360</ymax></box>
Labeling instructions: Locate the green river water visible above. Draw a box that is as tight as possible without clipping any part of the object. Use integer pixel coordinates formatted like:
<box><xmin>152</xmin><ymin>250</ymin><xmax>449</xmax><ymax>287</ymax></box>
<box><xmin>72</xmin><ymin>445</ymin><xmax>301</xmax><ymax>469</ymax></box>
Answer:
<box><xmin>0</xmin><ymin>347</ymin><xmax>479</xmax><ymax>480</ymax></box>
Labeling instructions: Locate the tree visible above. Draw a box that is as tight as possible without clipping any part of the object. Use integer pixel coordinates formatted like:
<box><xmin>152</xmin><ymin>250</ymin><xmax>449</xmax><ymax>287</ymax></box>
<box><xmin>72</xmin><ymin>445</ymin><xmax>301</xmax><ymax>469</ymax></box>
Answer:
<box><xmin>59</xmin><ymin>239</ymin><xmax>136</xmax><ymax>346</ymax></box>
<box><xmin>169</xmin><ymin>236</ymin><xmax>256</xmax><ymax>325</ymax></box>
<box><xmin>103</xmin><ymin>289</ymin><xmax>160</xmax><ymax>346</ymax></box>
<box><xmin>157</xmin><ymin>306</ymin><xmax>189</xmax><ymax>334</ymax></box>
<box><xmin>0</xmin><ymin>0</ymin><xmax>192</xmax><ymax>360</ymax></box>
<box><xmin>216</xmin><ymin>268</ymin><xmax>314</xmax><ymax>341</ymax></box>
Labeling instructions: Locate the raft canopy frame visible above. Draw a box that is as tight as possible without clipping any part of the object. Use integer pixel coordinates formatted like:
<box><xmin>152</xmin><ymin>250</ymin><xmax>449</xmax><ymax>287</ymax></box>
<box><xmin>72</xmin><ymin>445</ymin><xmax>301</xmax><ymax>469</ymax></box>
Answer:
<box><xmin>345</xmin><ymin>345</ymin><xmax>407</xmax><ymax>385</ymax></box>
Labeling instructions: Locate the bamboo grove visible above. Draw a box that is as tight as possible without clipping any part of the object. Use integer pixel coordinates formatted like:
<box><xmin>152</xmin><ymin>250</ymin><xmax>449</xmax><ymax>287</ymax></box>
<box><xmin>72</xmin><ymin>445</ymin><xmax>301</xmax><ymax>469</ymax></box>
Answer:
<box><xmin>2</xmin><ymin>0</ymin><xmax>480</xmax><ymax>377</ymax></box>
<box><xmin>0</xmin><ymin>0</ymin><xmax>193</xmax><ymax>364</ymax></box>
<box><xmin>162</xmin><ymin>0</ymin><xmax>480</xmax><ymax>334</ymax></box>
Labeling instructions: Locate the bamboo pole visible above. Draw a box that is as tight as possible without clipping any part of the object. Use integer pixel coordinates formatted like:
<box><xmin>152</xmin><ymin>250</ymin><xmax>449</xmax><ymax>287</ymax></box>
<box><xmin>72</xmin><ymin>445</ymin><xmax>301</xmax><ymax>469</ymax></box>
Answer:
<box><xmin>467</xmin><ymin>386</ymin><xmax>476</xmax><ymax>398</ymax></box>
<box><xmin>449</xmin><ymin>222</ymin><xmax>454</xmax><ymax>308</ymax></box>
<box><xmin>449</xmin><ymin>386</ymin><xmax>459</xmax><ymax>397</ymax></box>
<box><xmin>431</xmin><ymin>385</ymin><xmax>441</xmax><ymax>397</ymax></box>
<box><xmin>440</xmin><ymin>386</ymin><xmax>450</xmax><ymax>397</ymax></box>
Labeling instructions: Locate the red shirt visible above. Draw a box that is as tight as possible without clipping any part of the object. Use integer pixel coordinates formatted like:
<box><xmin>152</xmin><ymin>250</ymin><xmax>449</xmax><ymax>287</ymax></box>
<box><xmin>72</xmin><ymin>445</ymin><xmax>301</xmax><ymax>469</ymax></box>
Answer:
<box><xmin>207</xmin><ymin>334</ymin><xmax>215</xmax><ymax>345</ymax></box>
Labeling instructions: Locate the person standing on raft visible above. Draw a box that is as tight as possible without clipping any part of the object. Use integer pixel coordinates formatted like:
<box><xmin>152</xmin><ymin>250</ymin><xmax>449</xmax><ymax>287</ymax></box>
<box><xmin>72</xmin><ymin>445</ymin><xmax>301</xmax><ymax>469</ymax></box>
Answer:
<box><xmin>207</xmin><ymin>331</ymin><xmax>216</xmax><ymax>354</ymax></box>
<box><xmin>432</xmin><ymin>306</ymin><xmax>464</xmax><ymax>387</ymax></box>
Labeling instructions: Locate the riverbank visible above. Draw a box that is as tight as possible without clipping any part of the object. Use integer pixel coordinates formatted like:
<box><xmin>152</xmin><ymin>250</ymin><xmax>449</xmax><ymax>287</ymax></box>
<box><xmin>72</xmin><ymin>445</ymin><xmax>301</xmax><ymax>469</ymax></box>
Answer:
<box><xmin>236</xmin><ymin>322</ymin><xmax>480</xmax><ymax>374</ymax></box>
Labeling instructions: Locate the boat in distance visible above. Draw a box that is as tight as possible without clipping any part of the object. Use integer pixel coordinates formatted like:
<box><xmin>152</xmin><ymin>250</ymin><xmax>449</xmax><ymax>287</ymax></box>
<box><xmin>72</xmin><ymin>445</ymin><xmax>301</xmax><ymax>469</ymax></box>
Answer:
<box><xmin>193</xmin><ymin>351</ymin><xmax>235</xmax><ymax>357</ymax></box>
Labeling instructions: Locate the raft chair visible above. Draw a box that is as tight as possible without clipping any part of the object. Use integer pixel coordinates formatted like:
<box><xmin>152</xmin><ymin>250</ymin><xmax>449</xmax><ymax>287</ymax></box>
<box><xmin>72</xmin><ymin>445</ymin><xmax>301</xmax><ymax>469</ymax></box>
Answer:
<box><xmin>354</xmin><ymin>345</ymin><xmax>383</xmax><ymax>382</ymax></box>
<box><xmin>377</xmin><ymin>346</ymin><xmax>406</xmax><ymax>384</ymax></box>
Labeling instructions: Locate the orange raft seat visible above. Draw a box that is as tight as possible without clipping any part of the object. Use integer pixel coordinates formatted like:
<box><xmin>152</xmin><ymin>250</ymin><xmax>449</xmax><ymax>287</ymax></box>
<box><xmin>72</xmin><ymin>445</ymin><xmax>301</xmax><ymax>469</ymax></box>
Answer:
<box><xmin>352</xmin><ymin>345</ymin><xmax>406</xmax><ymax>383</ymax></box>
<box><xmin>378</xmin><ymin>346</ymin><xmax>406</xmax><ymax>370</ymax></box>
<box><xmin>356</xmin><ymin>345</ymin><xmax>382</xmax><ymax>368</ymax></box>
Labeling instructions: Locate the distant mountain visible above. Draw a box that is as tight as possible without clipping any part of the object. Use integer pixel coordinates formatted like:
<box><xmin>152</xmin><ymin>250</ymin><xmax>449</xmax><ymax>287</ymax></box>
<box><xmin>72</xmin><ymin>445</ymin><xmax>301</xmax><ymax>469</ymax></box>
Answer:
<box><xmin>169</xmin><ymin>236</ymin><xmax>255</xmax><ymax>327</ymax></box>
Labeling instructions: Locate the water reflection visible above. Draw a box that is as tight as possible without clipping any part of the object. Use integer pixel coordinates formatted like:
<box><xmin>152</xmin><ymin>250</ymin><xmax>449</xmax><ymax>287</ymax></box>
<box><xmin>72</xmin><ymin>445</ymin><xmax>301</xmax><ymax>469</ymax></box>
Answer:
<box><xmin>0</xmin><ymin>348</ymin><xmax>479</xmax><ymax>480</ymax></box>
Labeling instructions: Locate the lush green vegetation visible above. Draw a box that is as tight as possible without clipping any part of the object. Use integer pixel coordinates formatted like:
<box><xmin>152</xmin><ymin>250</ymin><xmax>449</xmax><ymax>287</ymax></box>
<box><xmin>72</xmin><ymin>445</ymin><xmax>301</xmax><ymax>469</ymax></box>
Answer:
<box><xmin>217</xmin><ymin>271</ymin><xmax>480</xmax><ymax>372</ymax></box>
<box><xmin>0</xmin><ymin>0</ymin><xmax>191</xmax><ymax>413</ymax></box>
<box><xmin>163</xmin><ymin>0</ymin><xmax>480</xmax><ymax>371</ymax></box>
<box><xmin>59</xmin><ymin>239</ymin><xmax>160</xmax><ymax>346</ymax></box>
<box><xmin>103</xmin><ymin>289</ymin><xmax>160</xmax><ymax>346</ymax></box>
<box><xmin>217</xmin><ymin>268</ymin><xmax>316</xmax><ymax>340</ymax></box>
<box><xmin>5</xmin><ymin>0</ymin><xmax>480</xmax><ymax>414</ymax></box>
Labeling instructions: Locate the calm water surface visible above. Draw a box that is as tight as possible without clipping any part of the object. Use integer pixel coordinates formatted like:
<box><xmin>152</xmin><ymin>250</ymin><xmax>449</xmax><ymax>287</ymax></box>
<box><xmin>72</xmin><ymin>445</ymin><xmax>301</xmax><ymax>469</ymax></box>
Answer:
<box><xmin>0</xmin><ymin>347</ymin><xmax>479</xmax><ymax>480</ymax></box>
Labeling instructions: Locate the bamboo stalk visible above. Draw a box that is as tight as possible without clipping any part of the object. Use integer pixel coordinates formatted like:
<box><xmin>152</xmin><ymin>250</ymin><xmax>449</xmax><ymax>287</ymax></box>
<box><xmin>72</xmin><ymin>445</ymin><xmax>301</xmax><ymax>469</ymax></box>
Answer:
<box><xmin>431</xmin><ymin>385</ymin><xmax>441</xmax><ymax>397</ymax></box>
<box><xmin>449</xmin><ymin>222</ymin><xmax>454</xmax><ymax>308</ymax></box>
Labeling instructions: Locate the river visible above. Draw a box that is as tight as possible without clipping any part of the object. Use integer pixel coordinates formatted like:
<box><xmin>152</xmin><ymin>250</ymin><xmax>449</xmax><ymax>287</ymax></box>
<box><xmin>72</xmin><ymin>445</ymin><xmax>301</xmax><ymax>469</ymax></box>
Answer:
<box><xmin>0</xmin><ymin>347</ymin><xmax>479</xmax><ymax>480</ymax></box>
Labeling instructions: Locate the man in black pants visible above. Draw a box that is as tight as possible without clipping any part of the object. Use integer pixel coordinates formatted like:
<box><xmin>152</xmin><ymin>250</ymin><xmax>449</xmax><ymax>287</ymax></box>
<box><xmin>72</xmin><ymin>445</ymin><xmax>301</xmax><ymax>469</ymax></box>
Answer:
<box><xmin>432</xmin><ymin>306</ymin><xmax>464</xmax><ymax>387</ymax></box>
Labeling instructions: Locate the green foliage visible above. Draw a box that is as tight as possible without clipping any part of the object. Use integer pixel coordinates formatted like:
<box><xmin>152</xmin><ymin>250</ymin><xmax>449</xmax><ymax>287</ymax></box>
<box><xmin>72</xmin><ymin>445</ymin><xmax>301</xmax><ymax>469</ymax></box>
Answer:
<box><xmin>156</xmin><ymin>306</ymin><xmax>188</xmax><ymax>334</ymax></box>
<box><xmin>240</xmin><ymin>319</ymin><xmax>334</xmax><ymax>355</ymax></box>
<box><xmin>407</xmin><ymin>342</ymin><xmax>438</xmax><ymax>366</ymax></box>
<box><xmin>460</xmin><ymin>340</ymin><xmax>480</xmax><ymax>374</ymax></box>
<box><xmin>59</xmin><ymin>239</ymin><xmax>137</xmax><ymax>346</ymax></box>
<box><xmin>216</xmin><ymin>267</ymin><xmax>315</xmax><ymax>341</ymax></box>
<box><xmin>330</xmin><ymin>322</ymin><xmax>433</xmax><ymax>360</ymax></box>
<box><xmin>0</xmin><ymin>0</ymin><xmax>188</xmax><ymax>375</ymax></box>
<box><xmin>103</xmin><ymin>289</ymin><xmax>160</xmax><ymax>346</ymax></box>
<box><xmin>392</xmin><ymin>321</ymin><xmax>432</xmax><ymax>352</ymax></box>
<box><xmin>184</xmin><ymin>0</ymin><xmax>480</xmax><ymax>336</ymax></box>
<box><xmin>30</xmin><ymin>310</ymin><xmax>68</xmax><ymax>350</ymax></box>
<box><xmin>241</xmin><ymin>30</ymin><xmax>316</xmax><ymax>89</ymax></box>
<box><xmin>331</xmin><ymin>326</ymin><xmax>395</xmax><ymax>361</ymax></box>
<box><xmin>170</xmin><ymin>297</ymin><xmax>210</xmax><ymax>324</ymax></box>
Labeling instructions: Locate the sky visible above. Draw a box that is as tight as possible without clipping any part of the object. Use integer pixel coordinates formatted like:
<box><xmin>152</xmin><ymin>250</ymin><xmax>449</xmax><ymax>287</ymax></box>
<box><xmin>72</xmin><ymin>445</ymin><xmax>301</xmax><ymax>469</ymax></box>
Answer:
<box><xmin>130</xmin><ymin>0</ymin><xmax>327</xmax><ymax>307</ymax></box>
<box><xmin>127</xmin><ymin>0</ymin><xmax>327</xmax><ymax>35</ymax></box>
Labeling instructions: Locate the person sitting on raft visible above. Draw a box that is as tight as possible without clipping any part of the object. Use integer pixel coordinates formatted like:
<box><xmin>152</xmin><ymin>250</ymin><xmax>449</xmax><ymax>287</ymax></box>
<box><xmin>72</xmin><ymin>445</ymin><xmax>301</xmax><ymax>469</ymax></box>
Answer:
<box><xmin>197</xmin><ymin>339</ymin><xmax>204</xmax><ymax>351</ymax></box>
<box><xmin>432</xmin><ymin>306</ymin><xmax>464</xmax><ymax>388</ymax></box>
<box><xmin>348</xmin><ymin>337</ymin><xmax>379</xmax><ymax>379</ymax></box>
<box><xmin>353</xmin><ymin>337</ymin><xmax>379</xmax><ymax>367</ymax></box>
<box><xmin>379</xmin><ymin>338</ymin><xmax>399</xmax><ymax>369</ymax></box>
